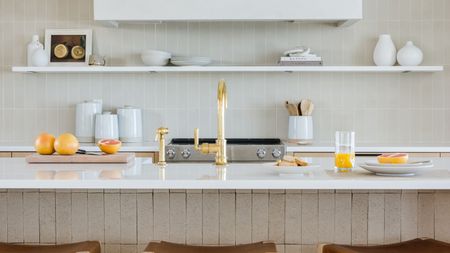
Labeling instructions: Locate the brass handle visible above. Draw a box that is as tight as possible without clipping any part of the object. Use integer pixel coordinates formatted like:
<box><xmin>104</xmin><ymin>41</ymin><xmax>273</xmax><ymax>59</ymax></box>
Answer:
<box><xmin>194</xmin><ymin>128</ymin><xmax>200</xmax><ymax>151</ymax></box>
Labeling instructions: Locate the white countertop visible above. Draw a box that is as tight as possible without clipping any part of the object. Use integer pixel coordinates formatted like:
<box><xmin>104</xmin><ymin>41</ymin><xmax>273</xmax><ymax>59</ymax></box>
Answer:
<box><xmin>0</xmin><ymin>142</ymin><xmax>159</xmax><ymax>152</ymax></box>
<box><xmin>1</xmin><ymin>157</ymin><xmax>450</xmax><ymax>190</ymax></box>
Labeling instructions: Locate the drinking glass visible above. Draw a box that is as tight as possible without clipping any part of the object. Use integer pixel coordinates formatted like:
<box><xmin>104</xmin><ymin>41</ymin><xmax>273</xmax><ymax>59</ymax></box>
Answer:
<box><xmin>335</xmin><ymin>131</ymin><xmax>355</xmax><ymax>172</ymax></box>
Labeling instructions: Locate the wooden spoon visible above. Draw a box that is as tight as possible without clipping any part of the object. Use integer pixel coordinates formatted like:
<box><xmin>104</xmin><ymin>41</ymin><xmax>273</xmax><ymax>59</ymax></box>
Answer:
<box><xmin>307</xmin><ymin>102</ymin><xmax>314</xmax><ymax>116</ymax></box>
<box><xmin>285</xmin><ymin>101</ymin><xmax>299</xmax><ymax>116</ymax></box>
<box><xmin>300</xmin><ymin>99</ymin><xmax>311</xmax><ymax>116</ymax></box>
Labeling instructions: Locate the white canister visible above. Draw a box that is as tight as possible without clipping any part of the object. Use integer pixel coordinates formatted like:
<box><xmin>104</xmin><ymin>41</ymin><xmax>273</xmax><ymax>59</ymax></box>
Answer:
<box><xmin>397</xmin><ymin>41</ymin><xmax>423</xmax><ymax>66</ymax></box>
<box><xmin>95</xmin><ymin>112</ymin><xmax>119</xmax><ymax>142</ymax></box>
<box><xmin>117</xmin><ymin>105</ymin><xmax>143</xmax><ymax>143</ymax></box>
<box><xmin>75</xmin><ymin>100</ymin><xmax>102</xmax><ymax>142</ymax></box>
<box><xmin>288</xmin><ymin>116</ymin><xmax>313</xmax><ymax>144</ymax></box>
<box><xmin>373</xmin><ymin>34</ymin><xmax>397</xmax><ymax>66</ymax></box>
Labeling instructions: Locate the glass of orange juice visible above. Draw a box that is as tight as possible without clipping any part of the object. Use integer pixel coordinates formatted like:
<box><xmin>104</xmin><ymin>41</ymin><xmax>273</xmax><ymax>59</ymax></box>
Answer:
<box><xmin>335</xmin><ymin>131</ymin><xmax>355</xmax><ymax>172</ymax></box>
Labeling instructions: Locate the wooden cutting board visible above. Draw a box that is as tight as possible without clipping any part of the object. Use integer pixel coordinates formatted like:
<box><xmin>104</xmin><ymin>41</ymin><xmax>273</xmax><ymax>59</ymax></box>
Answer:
<box><xmin>26</xmin><ymin>153</ymin><xmax>135</xmax><ymax>164</ymax></box>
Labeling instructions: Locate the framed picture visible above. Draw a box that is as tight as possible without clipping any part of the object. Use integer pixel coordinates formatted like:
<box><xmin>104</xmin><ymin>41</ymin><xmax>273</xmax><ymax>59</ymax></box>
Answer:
<box><xmin>45</xmin><ymin>29</ymin><xmax>92</xmax><ymax>65</ymax></box>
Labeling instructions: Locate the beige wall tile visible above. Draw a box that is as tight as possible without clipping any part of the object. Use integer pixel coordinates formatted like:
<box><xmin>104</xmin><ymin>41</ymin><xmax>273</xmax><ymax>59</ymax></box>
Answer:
<box><xmin>203</xmin><ymin>191</ymin><xmax>220</xmax><ymax>245</ymax></box>
<box><xmin>368</xmin><ymin>193</ymin><xmax>384</xmax><ymax>245</ymax></box>
<box><xmin>169</xmin><ymin>192</ymin><xmax>186</xmax><ymax>243</ymax></box>
<box><xmin>285</xmin><ymin>192</ymin><xmax>301</xmax><ymax>244</ymax></box>
<box><xmin>284</xmin><ymin>245</ymin><xmax>301</xmax><ymax>253</ymax></box>
<box><xmin>39</xmin><ymin>192</ymin><xmax>56</xmax><ymax>243</ymax></box>
<box><xmin>219</xmin><ymin>192</ymin><xmax>236</xmax><ymax>245</ymax></box>
<box><xmin>7</xmin><ymin>191</ymin><xmax>23</xmax><ymax>243</ymax></box>
<box><xmin>72</xmin><ymin>192</ymin><xmax>88</xmax><ymax>242</ymax></box>
<box><xmin>105</xmin><ymin>193</ymin><xmax>121</xmax><ymax>243</ymax></box>
<box><xmin>23</xmin><ymin>192</ymin><xmax>39</xmax><ymax>243</ymax></box>
<box><xmin>352</xmin><ymin>193</ymin><xmax>368</xmax><ymax>245</ymax></box>
<box><xmin>121</xmin><ymin>193</ymin><xmax>137</xmax><ymax>244</ymax></box>
<box><xmin>252</xmin><ymin>193</ymin><xmax>269</xmax><ymax>242</ymax></box>
<box><xmin>417</xmin><ymin>192</ymin><xmax>434</xmax><ymax>238</ymax></box>
<box><xmin>384</xmin><ymin>193</ymin><xmax>401</xmax><ymax>244</ymax></box>
<box><xmin>56</xmin><ymin>192</ymin><xmax>72</xmax><ymax>243</ymax></box>
<box><xmin>334</xmin><ymin>192</ymin><xmax>352</xmax><ymax>244</ymax></box>
<box><xmin>236</xmin><ymin>192</ymin><xmax>252</xmax><ymax>244</ymax></box>
<box><xmin>88</xmin><ymin>192</ymin><xmax>105</xmax><ymax>242</ymax></box>
<box><xmin>435</xmin><ymin>192</ymin><xmax>450</xmax><ymax>242</ymax></box>
<box><xmin>301</xmin><ymin>192</ymin><xmax>318</xmax><ymax>244</ymax></box>
<box><xmin>153</xmin><ymin>191</ymin><xmax>170</xmax><ymax>241</ymax></box>
<box><xmin>268</xmin><ymin>193</ymin><xmax>285</xmax><ymax>244</ymax></box>
<box><xmin>137</xmin><ymin>193</ymin><xmax>153</xmax><ymax>244</ymax></box>
<box><xmin>400</xmin><ymin>191</ymin><xmax>418</xmax><ymax>241</ymax></box>
<box><xmin>186</xmin><ymin>192</ymin><xmax>202</xmax><ymax>245</ymax></box>
<box><xmin>318</xmin><ymin>192</ymin><xmax>334</xmax><ymax>244</ymax></box>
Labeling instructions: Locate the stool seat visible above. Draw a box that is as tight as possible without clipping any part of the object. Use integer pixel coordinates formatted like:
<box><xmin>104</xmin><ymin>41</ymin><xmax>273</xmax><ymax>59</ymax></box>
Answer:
<box><xmin>144</xmin><ymin>241</ymin><xmax>277</xmax><ymax>253</ymax></box>
<box><xmin>0</xmin><ymin>241</ymin><xmax>101</xmax><ymax>253</ymax></box>
<box><xmin>322</xmin><ymin>238</ymin><xmax>450</xmax><ymax>253</ymax></box>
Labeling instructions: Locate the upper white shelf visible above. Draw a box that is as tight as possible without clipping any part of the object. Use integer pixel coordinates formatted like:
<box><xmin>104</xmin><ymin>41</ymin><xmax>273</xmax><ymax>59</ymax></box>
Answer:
<box><xmin>12</xmin><ymin>66</ymin><xmax>444</xmax><ymax>74</ymax></box>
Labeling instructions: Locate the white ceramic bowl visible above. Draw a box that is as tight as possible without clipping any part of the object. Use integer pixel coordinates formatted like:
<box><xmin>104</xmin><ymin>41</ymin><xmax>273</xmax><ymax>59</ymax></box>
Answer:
<box><xmin>141</xmin><ymin>50</ymin><xmax>171</xmax><ymax>66</ymax></box>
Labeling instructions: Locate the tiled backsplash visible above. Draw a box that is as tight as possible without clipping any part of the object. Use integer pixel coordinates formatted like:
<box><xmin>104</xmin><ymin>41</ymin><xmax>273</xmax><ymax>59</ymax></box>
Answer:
<box><xmin>0</xmin><ymin>0</ymin><xmax>449</xmax><ymax>143</ymax></box>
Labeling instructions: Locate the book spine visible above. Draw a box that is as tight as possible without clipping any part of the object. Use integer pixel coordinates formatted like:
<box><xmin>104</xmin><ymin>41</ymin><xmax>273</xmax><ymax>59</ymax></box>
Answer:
<box><xmin>279</xmin><ymin>61</ymin><xmax>323</xmax><ymax>66</ymax></box>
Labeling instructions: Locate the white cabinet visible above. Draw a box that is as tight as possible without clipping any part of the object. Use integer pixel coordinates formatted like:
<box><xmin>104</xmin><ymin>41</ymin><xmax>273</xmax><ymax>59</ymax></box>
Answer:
<box><xmin>94</xmin><ymin>0</ymin><xmax>362</xmax><ymax>27</ymax></box>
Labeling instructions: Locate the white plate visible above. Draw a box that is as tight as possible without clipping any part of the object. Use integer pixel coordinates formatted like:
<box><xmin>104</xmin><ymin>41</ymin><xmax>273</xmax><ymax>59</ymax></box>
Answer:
<box><xmin>267</xmin><ymin>163</ymin><xmax>320</xmax><ymax>175</ymax></box>
<box><xmin>359</xmin><ymin>163</ymin><xmax>433</xmax><ymax>177</ymax></box>
<box><xmin>365</xmin><ymin>160</ymin><xmax>432</xmax><ymax>167</ymax></box>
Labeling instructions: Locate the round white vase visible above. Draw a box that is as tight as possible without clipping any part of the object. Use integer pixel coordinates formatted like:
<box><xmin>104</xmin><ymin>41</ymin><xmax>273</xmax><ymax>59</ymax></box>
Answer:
<box><xmin>31</xmin><ymin>48</ymin><xmax>48</xmax><ymax>67</ymax></box>
<box><xmin>373</xmin><ymin>34</ymin><xmax>397</xmax><ymax>66</ymax></box>
<box><xmin>397</xmin><ymin>41</ymin><xmax>423</xmax><ymax>66</ymax></box>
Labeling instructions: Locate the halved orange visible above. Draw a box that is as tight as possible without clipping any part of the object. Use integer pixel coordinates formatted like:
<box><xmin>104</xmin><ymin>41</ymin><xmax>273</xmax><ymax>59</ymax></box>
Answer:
<box><xmin>98</xmin><ymin>139</ymin><xmax>122</xmax><ymax>154</ymax></box>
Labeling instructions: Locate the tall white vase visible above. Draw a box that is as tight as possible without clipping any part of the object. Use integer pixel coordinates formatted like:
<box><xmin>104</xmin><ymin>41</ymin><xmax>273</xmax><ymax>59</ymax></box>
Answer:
<box><xmin>397</xmin><ymin>41</ymin><xmax>423</xmax><ymax>66</ymax></box>
<box><xmin>373</xmin><ymin>34</ymin><xmax>397</xmax><ymax>66</ymax></box>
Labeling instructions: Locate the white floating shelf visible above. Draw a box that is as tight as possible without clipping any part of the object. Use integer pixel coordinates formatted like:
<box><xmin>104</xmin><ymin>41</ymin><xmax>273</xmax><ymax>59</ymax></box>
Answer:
<box><xmin>12</xmin><ymin>66</ymin><xmax>444</xmax><ymax>74</ymax></box>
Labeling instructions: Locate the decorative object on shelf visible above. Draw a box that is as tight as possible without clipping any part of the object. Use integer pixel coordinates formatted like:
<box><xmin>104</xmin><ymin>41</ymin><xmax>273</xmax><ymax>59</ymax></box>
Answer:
<box><xmin>95</xmin><ymin>112</ymin><xmax>119</xmax><ymax>142</ymax></box>
<box><xmin>171</xmin><ymin>56</ymin><xmax>212</xmax><ymax>66</ymax></box>
<box><xmin>45</xmin><ymin>29</ymin><xmax>92</xmax><ymax>65</ymax></box>
<box><xmin>279</xmin><ymin>46</ymin><xmax>322</xmax><ymax>66</ymax></box>
<box><xmin>397</xmin><ymin>41</ymin><xmax>423</xmax><ymax>66</ymax></box>
<box><xmin>286</xmin><ymin>99</ymin><xmax>314</xmax><ymax>144</ymax></box>
<box><xmin>141</xmin><ymin>50</ymin><xmax>171</xmax><ymax>66</ymax></box>
<box><xmin>31</xmin><ymin>48</ymin><xmax>49</xmax><ymax>67</ymax></box>
<box><xmin>88</xmin><ymin>54</ymin><xmax>106</xmax><ymax>66</ymax></box>
<box><xmin>117</xmin><ymin>105</ymin><xmax>143</xmax><ymax>143</ymax></box>
<box><xmin>27</xmin><ymin>35</ymin><xmax>44</xmax><ymax>66</ymax></box>
<box><xmin>75</xmin><ymin>100</ymin><xmax>103</xmax><ymax>142</ymax></box>
<box><xmin>373</xmin><ymin>34</ymin><xmax>397</xmax><ymax>66</ymax></box>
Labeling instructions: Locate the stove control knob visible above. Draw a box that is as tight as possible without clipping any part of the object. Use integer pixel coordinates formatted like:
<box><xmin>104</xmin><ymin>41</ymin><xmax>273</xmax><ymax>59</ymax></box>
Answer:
<box><xmin>166</xmin><ymin>148</ymin><xmax>176</xmax><ymax>159</ymax></box>
<box><xmin>181</xmin><ymin>149</ymin><xmax>191</xmax><ymax>159</ymax></box>
<box><xmin>272</xmin><ymin>148</ymin><xmax>283</xmax><ymax>159</ymax></box>
<box><xmin>256</xmin><ymin>148</ymin><xmax>267</xmax><ymax>159</ymax></box>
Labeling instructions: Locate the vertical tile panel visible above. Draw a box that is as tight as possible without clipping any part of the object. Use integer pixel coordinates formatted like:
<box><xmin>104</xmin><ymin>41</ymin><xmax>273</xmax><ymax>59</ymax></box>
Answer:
<box><xmin>203</xmin><ymin>190</ymin><xmax>219</xmax><ymax>245</ymax></box>
<box><xmin>0</xmin><ymin>192</ymin><xmax>7</xmax><ymax>242</ymax></box>
<box><xmin>368</xmin><ymin>192</ymin><xmax>384</xmax><ymax>245</ymax></box>
<box><xmin>435</xmin><ymin>191</ymin><xmax>450</xmax><ymax>242</ymax></box>
<box><xmin>219</xmin><ymin>190</ymin><xmax>236</xmax><ymax>245</ymax></box>
<box><xmin>56</xmin><ymin>191</ymin><xmax>72</xmax><ymax>243</ymax></box>
<box><xmin>318</xmin><ymin>191</ymin><xmax>334</xmax><ymax>244</ymax></box>
<box><xmin>400</xmin><ymin>191</ymin><xmax>418</xmax><ymax>241</ymax></box>
<box><xmin>137</xmin><ymin>192</ymin><xmax>153</xmax><ymax>244</ymax></box>
<box><xmin>23</xmin><ymin>191</ymin><xmax>39</xmax><ymax>243</ymax></box>
<box><xmin>169</xmin><ymin>192</ymin><xmax>186</xmax><ymax>243</ymax></box>
<box><xmin>120</xmin><ymin>192</ymin><xmax>137</xmax><ymax>244</ymax></box>
<box><xmin>284</xmin><ymin>191</ymin><xmax>301</xmax><ymax>244</ymax></box>
<box><xmin>71</xmin><ymin>192</ymin><xmax>88</xmax><ymax>242</ymax></box>
<box><xmin>384</xmin><ymin>192</ymin><xmax>401</xmax><ymax>244</ymax></box>
<box><xmin>104</xmin><ymin>193</ymin><xmax>121</xmax><ymax>243</ymax></box>
<box><xmin>301</xmin><ymin>191</ymin><xmax>318</xmax><ymax>245</ymax></box>
<box><xmin>351</xmin><ymin>193</ymin><xmax>368</xmax><ymax>245</ymax></box>
<box><xmin>236</xmin><ymin>190</ymin><xmax>252</xmax><ymax>244</ymax></box>
<box><xmin>153</xmin><ymin>190</ymin><xmax>169</xmax><ymax>241</ymax></box>
<box><xmin>186</xmin><ymin>190</ymin><xmax>202</xmax><ymax>245</ymax></box>
<box><xmin>88</xmin><ymin>192</ymin><xmax>105</xmax><ymax>242</ymax></box>
<box><xmin>7</xmin><ymin>191</ymin><xmax>23</xmax><ymax>243</ymax></box>
<box><xmin>252</xmin><ymin>191</ymin><xmax>269</xmax><ymax>242</ymax></box>
<box><xmin>268</xmin><ymin>191</ymin><xmax>285</xmax><ymax>244</ymax></box>
<box><xmin>40</xmin><ymin>191</ymin><xmax>56</xmax><ymax>243</ymax></box>
<box><xmin>284</xmin><ymin>245</ymin><xmax>301</xmax><ymax>253</ymax></box>
<box><xmin>417</xmin><ymin>192</ymin><xmax>434</xmax><ymax>238</ymax></box>
<box><xmin>334</xmin><ymin>191</ymin><xmax>352</xmax><ymax>244</ymax></box>
<box><xmin>301</xmin><ymin>245</ymin><xmax>317</xmax><ymax>253</ymax></box>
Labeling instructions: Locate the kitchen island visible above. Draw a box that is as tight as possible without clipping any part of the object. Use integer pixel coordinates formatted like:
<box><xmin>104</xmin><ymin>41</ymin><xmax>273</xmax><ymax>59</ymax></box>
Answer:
<box><xmin>1</xmin><ymin>157</ymin><xmax>450</xmax><ymax>253</ymax></box>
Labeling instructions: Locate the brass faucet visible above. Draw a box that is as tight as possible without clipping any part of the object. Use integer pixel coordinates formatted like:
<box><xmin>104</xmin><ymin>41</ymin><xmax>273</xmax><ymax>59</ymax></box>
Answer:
<box><xmin>194</xmin><ymin>80</ymin><xmax>228</xmax><ymax>165</ymax></box>
<box><xmin>155</xmin><ymin>127</ymin><xmax>169</xmax><ymax>166</ymax></box>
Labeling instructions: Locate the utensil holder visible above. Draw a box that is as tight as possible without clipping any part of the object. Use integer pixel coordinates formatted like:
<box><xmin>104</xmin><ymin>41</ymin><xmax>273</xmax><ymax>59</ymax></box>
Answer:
<box><xmin>288</xmin><ymin>116</ymin><xmax>313</xmax><ymax>144</ymax></box>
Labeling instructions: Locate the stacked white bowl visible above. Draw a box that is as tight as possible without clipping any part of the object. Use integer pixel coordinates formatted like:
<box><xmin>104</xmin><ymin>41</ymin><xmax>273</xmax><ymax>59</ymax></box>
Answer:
<box><xmin>141</xmin><ymin>50</ymin><xmax>171</xmax><ymax>66</ymax></box>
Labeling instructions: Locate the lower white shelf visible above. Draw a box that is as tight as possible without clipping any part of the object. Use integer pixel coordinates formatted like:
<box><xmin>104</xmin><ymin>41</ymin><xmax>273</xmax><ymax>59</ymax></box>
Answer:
<box><xmin>11</xmin><ymin>65</ymin><xmax>444</xmax><ymax>74</ymax></box>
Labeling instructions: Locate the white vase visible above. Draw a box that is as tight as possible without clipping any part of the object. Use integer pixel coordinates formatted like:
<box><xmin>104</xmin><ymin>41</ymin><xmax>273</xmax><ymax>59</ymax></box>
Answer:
<box><xmin>27</xmin><ymin>35</ymin><xmax>43</xmax><ymax>67</ymax></box>
<box><xmin>31</xmin><ymin>48</ymin><xmax>48</xmax><ymax>67</ymax></box>
<box><xmin>397</xmin><ymin>41</ymin><xmax>423</xmax><ymax>66</ymax></box>
<box><xmin>373</xmin><ymin>34</ymin><xmax>397</xmax><ymax>66</ymax></box>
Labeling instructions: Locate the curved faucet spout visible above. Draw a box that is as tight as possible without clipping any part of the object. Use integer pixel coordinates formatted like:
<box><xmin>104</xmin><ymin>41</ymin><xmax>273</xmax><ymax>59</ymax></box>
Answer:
<box><xmin>217</xmin><ymin>80</ymin><xmax>227</xmax><ymax>140</ymax></box>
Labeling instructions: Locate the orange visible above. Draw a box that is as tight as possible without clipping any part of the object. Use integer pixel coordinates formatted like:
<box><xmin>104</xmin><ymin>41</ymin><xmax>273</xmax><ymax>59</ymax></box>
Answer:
<box><xmin>54</xmin><ymin>133</ymin><xmax>79</xmax><ymax>155</ymax></box>
<box><xmin>34</xmin><ymin>133</ymin><xmax>56</xmax><ymax>155</ymax></box>
<box><xmin>335</xmin><ymin>153</ymin><xmax>355</xmax><ymax>169</ymax></box>
<box><xmin>98</xmin><ymin>139</ymin><xmax>122</xmax><ymax>154</ymax></box>
<box><xmin>377</xmin><ymin>153</ymin><xmax>408</xmax><ymax>164</ymax></box>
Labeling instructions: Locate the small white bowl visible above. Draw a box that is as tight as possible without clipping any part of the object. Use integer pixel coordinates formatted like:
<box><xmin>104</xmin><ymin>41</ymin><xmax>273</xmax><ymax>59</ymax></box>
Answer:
<box><xmin>141</xmin><ymin>50</ymin><xmax>171</xmax><ymax>66</ymax></box>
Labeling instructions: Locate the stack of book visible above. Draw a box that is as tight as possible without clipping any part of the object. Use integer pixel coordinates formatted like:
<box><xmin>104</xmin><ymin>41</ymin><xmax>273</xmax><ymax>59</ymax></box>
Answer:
<box><xmin>278</xmin><ymin>55</ymin><xmax>323</xmax><ymax>66</ymax></box>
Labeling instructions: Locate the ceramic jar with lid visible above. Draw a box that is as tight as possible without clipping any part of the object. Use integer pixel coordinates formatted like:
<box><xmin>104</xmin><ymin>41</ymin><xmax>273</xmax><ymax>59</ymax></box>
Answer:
<box><xmin>117</xmin><ymin>106</ymin><xmax>143</xmax><ymax>143</ymax></box>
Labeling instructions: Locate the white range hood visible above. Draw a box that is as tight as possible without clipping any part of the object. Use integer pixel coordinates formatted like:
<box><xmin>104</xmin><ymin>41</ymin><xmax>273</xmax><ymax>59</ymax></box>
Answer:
<box><xmin>94</xmin><ymin>0</ymin><xmax>362</xmax><ymax>27</ymax></box>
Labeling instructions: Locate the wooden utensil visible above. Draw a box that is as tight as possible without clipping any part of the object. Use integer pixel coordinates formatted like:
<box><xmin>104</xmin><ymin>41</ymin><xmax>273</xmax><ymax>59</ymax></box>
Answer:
<box><xmin>307</xmin><ymin>102</ymin><xmax>314</xmax><ymax>116</ymax></box>
<box><xmin>297</xmin><ymin>102</ymin><xmax>302</xmax><ymax>116</ymax></box>
<box><xmin>285</xmin><ymin>101</ymin><xmax>299</xmax><ymax>116</ymax></box>
<box><xmin>300</xmin><ymin>99</ymin><xmax>309</xmax><ymax>116</ymax></box>
<box><xmin>26</xmin><ymin>153</ymin><xmax>135</xmax><ymax>164</ymax></box>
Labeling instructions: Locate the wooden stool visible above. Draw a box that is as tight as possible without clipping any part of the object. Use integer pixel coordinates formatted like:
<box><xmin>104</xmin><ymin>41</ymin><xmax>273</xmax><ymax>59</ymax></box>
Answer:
<box><xmin>318</xmin><ymin>238</ymin><xmax>450</xmax><ymax>253</ymax></box>
<box><xmin>144</xmin><ymin>240</ymin><xmax>277</xmax><ymax>253</ymax></box>
<box><xmin>0</xmin><ymin>241</ymin><xmax>101</xmax><ymax>253</ymax></box>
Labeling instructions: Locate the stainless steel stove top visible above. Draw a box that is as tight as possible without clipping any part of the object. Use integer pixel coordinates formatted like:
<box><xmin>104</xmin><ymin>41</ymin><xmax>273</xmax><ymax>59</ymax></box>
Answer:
<box><xmin>166</xmin><ymin>138</ymin><xmax>285</xmax><ymax>162</ymax></box>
